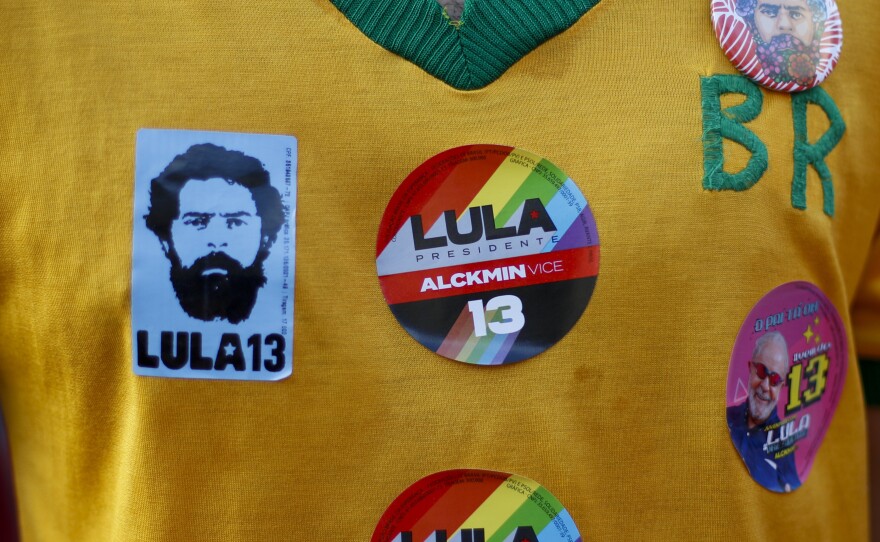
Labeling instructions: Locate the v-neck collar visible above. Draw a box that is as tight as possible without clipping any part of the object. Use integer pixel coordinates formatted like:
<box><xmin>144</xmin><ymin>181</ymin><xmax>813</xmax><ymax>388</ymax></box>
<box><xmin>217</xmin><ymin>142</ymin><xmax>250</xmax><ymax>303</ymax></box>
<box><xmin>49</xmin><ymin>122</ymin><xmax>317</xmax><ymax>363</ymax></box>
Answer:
<box><xmin>330</xmin><ymin>0</ymin><xmax>602</xmax><ymax>90</ymax></box>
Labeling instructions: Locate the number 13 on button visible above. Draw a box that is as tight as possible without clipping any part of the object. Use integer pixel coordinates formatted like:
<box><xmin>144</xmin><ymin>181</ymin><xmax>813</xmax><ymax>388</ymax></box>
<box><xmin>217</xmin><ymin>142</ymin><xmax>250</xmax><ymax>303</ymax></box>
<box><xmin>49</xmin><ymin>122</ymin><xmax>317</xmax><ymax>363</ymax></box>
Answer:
<box><xmin>376</xmin><ymin>145</ymin><xmax>600</xmax><ymax>366</ymax></box>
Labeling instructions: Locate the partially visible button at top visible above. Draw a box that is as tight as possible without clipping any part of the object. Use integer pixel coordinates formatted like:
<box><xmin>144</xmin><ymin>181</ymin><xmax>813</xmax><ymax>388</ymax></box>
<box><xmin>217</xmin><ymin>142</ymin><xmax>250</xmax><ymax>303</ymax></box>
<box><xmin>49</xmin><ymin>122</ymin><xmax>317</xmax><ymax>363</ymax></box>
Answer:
<box><xmin>711</xmin><ymin>0</ymin><xmax>843</xmax><ymax>92</ymax></box>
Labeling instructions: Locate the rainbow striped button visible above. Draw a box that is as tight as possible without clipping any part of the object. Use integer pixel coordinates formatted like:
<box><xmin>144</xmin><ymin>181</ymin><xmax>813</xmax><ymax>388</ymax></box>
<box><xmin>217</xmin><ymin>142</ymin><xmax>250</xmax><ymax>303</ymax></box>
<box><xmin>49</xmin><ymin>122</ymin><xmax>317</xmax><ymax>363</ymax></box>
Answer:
<box><xmin>376</xmin><ymin>145</ymin><xmax>599</xmax><ymax>365</ymax></box>
<box><xmin>372</xmin><ymin>469</ymin><xmax>583</xmax><ymax>542</ymax></box>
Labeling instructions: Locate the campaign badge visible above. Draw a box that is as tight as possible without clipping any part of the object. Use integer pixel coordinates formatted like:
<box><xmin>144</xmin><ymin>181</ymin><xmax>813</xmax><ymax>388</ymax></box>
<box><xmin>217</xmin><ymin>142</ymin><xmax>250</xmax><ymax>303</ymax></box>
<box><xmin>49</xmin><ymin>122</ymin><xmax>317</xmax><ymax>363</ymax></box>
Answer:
<box><xmin>376</xmin><ymin>145</ymin><xmax>599</xmax><ymax>365</ymax></box>
<box><xmin>372</xmin><ymin>469</ymin><xmax>584</xmax><ymax>542</ymax></box>
<box><xmin>711</xmin><ymin>0</ymin><xmax>843</xmax><ymax>92</ymax></box>
<box><xmin>725</xmin><ymin>282</ymin><xmax>847</xmax><ymax>492</ymax></box>
<box><xmin>132</xmin><ymin>129</ymin><xmax>296</xmax><ymax>380</ymax></box>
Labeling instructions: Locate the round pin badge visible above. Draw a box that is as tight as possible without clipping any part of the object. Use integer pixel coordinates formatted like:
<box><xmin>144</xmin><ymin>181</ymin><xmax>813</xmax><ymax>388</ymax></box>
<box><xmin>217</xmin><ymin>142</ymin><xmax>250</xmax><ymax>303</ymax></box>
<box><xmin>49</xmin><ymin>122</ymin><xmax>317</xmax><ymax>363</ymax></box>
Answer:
<box><xmin>376</xmin><ymin>145</ymin><xmax>599</xmax><ymax>365</ymax></box>
<box><xmin>372</xmin><ymin>469</ymin><xmax>583</xmax><ymax>542</ymax></box>
<box><xmin>726</xmin><ymin>281</ymin><xmax>847</xmax><ymax>492</ymax></box>
<box><xmin>711</xmin><ymin>0</ymin><xmax>843</xmax><ymax>92</ymax></box>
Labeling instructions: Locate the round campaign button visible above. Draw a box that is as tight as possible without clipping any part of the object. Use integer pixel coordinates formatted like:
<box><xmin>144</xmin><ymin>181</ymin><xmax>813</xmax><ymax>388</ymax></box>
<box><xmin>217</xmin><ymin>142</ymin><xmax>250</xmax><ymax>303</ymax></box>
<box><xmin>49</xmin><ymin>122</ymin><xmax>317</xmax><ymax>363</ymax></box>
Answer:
<box><xmin>376</xmin><ymin>145</ymin><xmax>599</xmax><ymax>365</ymax></box>
<box><xmin>372</xmin><ymin>469</ymin><xmax>584</xmax><ymax>542</ymax></box>
<box><xmin>725</xmin><ymin>282</ymin><xmax>847</xmax><ymax>492</ymax></box>
<box><xmin>711</xmin><ymin>0</ymin><xmax>843</xmax><ymax>92</ymax></box>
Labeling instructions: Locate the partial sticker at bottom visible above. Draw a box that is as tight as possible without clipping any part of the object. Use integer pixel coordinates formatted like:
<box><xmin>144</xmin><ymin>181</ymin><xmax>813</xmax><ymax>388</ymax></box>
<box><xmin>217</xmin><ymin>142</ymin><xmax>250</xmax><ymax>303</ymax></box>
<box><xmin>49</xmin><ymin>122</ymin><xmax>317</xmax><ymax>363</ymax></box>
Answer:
<box><xmin>372</xmin><ymin>469</ymin><xmax>582</xmax><ymax>542</ymax></box>
<box><xmin>726</xmin><ymin>281</ymin><xmax>847</xmax><ymax>492</ymax></box>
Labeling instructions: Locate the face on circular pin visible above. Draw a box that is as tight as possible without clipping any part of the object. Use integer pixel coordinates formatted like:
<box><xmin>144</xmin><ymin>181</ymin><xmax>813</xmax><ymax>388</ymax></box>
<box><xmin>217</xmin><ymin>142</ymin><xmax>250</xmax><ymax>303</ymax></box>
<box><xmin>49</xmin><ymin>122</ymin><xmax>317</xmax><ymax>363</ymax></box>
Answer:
<box><xmin>376</xmin><ymin>145</ymin><xmax>599</xmax><ymax>366</ymax></box>
<box><xmin>725</xmin><ymin>282</ymin><xmax>847</xmax><ymax>493</ymax></box>
<box><xmin>711</xmin><ymin>0</ymin><xmax>843</xmax><ymax>92</ymax></box>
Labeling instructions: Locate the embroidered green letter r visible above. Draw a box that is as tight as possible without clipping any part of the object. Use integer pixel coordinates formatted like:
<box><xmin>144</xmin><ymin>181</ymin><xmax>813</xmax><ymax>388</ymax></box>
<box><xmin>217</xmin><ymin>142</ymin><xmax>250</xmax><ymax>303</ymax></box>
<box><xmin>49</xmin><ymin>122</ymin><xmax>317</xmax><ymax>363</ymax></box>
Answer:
<box><xmin>791</xmin><ymin>88</ymin><xmax>846</xmax><ymax>217</ymax></box>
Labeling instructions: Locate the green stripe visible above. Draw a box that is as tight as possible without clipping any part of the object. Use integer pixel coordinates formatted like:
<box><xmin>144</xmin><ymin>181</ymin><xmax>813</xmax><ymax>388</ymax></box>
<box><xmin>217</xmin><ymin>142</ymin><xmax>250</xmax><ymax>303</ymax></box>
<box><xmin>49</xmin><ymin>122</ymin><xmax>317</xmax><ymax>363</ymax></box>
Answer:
<box><xmin>487</xmin><ymin>485</ymin><xmax>561</xmax><ymax>542</ymax></box>
<box><xmin>331</xmin><ymin>0</ymin><xmax>602</xmax><ymax>90</ymax></box>
<box><xmin>495</xmin><ymin>159</ymin><xmax>562</xmax><ymax>227</ymax></box>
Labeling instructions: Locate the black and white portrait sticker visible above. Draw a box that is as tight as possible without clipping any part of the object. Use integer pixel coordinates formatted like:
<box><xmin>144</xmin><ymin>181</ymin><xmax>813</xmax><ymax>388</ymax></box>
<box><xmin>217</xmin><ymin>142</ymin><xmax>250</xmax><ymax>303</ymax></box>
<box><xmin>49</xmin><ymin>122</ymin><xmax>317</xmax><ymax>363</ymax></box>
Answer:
<box><xmin>132</xmin><ymin>129</ymin><xmax>297</xmax><ymax>380</ymax></box>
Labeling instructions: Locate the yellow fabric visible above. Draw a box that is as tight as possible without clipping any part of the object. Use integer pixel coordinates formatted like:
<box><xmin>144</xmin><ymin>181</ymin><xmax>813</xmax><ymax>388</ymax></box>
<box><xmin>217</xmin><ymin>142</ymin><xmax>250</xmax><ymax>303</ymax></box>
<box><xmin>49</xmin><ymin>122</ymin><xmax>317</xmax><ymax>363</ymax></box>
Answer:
<box><xmin>0</xmin><ymin>1</ymin><xmax>878</xmax><ymax>540</ymax></box>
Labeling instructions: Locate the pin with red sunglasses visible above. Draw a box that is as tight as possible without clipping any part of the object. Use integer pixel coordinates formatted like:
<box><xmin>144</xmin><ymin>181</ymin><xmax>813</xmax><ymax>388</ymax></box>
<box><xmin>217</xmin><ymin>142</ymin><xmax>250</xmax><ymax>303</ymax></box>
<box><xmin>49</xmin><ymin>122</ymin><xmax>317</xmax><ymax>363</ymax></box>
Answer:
<box><xmin>725</xmin><ymin>282</ymin><xmax>846</xmax><ymax>492</ymax></box>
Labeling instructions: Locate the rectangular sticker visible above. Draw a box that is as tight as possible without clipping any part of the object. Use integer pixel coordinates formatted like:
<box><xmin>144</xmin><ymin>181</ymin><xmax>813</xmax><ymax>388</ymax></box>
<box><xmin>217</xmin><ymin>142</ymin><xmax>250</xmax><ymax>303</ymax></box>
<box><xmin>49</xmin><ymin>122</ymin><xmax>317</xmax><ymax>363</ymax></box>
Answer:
<box><xmin>132</xmin><ymin>129</ymin><xmax>297</xmax><ymax>380</ymax></box>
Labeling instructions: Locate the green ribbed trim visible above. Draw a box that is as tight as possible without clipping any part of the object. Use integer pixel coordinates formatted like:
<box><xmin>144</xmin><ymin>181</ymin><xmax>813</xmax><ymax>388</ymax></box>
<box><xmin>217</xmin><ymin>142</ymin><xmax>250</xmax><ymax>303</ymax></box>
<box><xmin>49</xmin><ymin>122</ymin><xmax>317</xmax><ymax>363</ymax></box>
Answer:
<box><xmin>860</xmin><ymin>359</ymin><xmax>880</xmax><ymax>406</ymax></box>
<box><xmin>330</xmin><ymin>0</ymin><xmax>601</xmax><ymax>90</ymax></box>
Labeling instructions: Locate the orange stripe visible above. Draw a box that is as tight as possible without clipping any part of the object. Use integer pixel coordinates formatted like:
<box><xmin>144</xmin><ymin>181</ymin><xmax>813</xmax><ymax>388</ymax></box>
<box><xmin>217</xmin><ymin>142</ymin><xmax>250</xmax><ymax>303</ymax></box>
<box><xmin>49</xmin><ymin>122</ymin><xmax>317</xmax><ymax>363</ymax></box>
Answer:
<box><xmin>377</xmin><ymin>146</ymin><xmax>511</xmax><ymax>255</ymax></box>
<box><xmin>407</xmin><ymin>472</ymin><xmax>508</xmax><ymax>541</ymax></box>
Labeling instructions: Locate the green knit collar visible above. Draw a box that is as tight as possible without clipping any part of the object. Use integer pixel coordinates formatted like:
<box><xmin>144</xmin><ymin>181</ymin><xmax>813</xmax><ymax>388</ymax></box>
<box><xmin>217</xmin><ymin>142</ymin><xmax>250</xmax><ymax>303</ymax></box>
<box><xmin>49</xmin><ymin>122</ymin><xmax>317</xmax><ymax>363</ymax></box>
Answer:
<box><xmin>330</xmin><ymin>0</ymin><xmax>602</xmax><ymax>90</ymax></box>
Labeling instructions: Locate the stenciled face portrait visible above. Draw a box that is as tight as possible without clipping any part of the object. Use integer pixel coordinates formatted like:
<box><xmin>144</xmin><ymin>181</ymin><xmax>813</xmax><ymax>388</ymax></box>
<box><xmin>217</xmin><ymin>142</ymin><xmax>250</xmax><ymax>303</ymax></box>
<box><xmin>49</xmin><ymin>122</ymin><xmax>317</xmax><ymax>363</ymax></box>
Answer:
<box><xmin>171</xmin><ymin>178</ymin><xmax>264</xmax><ymax>271</ymax></box>
<box><xmin>165</xmin><ymin>177</ymin><xmax>268</xmax><ymax>324</ymax></box>
<box><xmin>747</xmin><ymin>336</ymin><xmax>789</xmax><ymax>427</ymax></box>
<box><xmin>145</xmin><ymin>143</ymin><xmax>285</xmax><ymax>324</ymax></box>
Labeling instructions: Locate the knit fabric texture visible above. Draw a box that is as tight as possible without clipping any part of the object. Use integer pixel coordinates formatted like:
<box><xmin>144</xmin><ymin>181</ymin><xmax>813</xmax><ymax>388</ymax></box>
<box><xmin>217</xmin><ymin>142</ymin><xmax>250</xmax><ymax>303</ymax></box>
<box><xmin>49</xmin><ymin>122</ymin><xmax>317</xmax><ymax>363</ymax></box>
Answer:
<box><xmin>1</xmin><ymin>0</ymin><xmax>879</xmax><ymax>540</ymax></box>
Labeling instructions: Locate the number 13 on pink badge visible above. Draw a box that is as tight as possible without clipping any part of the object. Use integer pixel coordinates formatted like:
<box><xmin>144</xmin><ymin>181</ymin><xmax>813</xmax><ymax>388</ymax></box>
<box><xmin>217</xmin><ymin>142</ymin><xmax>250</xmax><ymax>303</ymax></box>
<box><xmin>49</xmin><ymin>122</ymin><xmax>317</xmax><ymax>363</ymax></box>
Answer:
<box><xmin>725</xmin><ymin>281</ymin><xmax>847</xmax><ymax>492</ymax></box>
<box><xmin>376</xmin><ymin>145</ymin><xmax>600</xmax><ymax>365</ymax></box>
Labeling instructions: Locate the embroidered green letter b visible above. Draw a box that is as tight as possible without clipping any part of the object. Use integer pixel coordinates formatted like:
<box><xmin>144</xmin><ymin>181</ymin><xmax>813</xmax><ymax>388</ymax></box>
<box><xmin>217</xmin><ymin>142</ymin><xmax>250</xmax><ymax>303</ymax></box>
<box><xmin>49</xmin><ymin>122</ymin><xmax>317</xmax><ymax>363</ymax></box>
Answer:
<box><xmin>701</xmin><ymin>75</ymin><xmax>768</xmax><ymax>191</ymax></box>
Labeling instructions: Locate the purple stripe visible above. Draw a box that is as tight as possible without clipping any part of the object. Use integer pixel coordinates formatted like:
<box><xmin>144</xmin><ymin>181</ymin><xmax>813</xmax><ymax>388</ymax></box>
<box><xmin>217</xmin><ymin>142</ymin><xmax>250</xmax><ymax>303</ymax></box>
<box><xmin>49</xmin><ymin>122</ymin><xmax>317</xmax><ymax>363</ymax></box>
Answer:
<box><xmin>553</xmin><ymin>209</ymin><xmax>598</xmax><ymax>251</ymax></box>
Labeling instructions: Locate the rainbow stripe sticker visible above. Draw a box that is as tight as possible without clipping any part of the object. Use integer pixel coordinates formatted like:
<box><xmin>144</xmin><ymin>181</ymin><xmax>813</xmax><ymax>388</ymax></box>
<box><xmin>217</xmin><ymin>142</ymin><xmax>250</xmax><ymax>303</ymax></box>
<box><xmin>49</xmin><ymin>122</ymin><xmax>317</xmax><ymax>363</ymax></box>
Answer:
<box><xmin>372</xmin><ymin>469</ymin><xmax>583</xmax><ymax>542</ymax></box>
<box><xmin>376</xmin><ymin>145</ymin><xmax>599</xmax><ymax>365</ymax></box>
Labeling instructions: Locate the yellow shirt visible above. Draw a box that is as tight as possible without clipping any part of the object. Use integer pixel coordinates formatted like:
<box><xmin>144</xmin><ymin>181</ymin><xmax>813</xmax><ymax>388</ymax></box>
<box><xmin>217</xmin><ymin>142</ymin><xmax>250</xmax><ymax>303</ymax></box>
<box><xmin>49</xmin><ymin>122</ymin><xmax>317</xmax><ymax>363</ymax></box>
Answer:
<box><xmin>1</xmin><ymin>0</ymin><xmax>878</xmax><ymax>540</ymax></box>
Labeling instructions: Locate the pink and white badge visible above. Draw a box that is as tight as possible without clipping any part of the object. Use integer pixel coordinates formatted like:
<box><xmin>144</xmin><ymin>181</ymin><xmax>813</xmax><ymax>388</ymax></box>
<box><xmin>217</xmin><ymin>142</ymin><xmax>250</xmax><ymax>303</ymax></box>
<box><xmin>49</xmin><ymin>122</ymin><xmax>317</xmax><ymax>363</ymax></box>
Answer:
<box><xmin>712</xmin><ymin>0</ymin><xmax>843</xmax><ymax>92</ymax></box>
<box><xmin>726</xmin><ymin>282</ymin><xmax>847</xmax><ymax>492</ymax></box>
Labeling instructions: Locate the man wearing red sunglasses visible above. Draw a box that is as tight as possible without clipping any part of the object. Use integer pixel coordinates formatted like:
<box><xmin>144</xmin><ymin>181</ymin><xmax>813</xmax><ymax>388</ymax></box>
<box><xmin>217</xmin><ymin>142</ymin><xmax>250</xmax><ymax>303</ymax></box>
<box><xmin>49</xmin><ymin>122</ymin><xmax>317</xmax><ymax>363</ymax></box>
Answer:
<box><xmin>727</xmin><ymin>331</ymin><xmax>802</xmax><ymax>492</ymax></box>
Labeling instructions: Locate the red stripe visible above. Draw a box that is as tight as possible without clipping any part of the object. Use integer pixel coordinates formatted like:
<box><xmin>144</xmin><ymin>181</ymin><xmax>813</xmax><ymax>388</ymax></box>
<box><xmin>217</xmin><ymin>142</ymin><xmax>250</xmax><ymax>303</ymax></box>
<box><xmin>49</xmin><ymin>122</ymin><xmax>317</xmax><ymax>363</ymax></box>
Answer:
<box><xmin>376</xmin><ymin>145</ymin><xmax>512</xmax><ymax>255</ymax></box>
<box><xmin>414</xmin><ymin>147</ymin><xmax>511</xmax><ymax>245</ymax></box>
<box><xmin>406</xmin><ymin>471</ymin><xmax>508</xmax><ymax>541</ymax></box>
<box><xmin>371</xmin><ymin>470</ymin><xmax>507</xmax><ymax>542</ymax></box>
<box><xmin>372</xmin><ymin>473</ymin><xmax>458</xmax><ymax>542</ymax></box>
<box><xmin>380</xmin><ymin>246</ymin><xmax>599</xmax><ymax>305</ymax></box>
